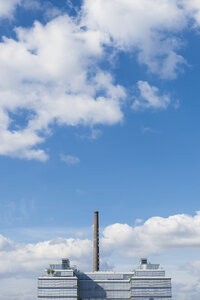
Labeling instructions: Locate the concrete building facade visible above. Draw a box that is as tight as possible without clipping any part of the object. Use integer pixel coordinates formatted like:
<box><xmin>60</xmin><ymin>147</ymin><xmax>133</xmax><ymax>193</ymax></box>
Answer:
<box><xmin>38</xmin><ymin>258</ymin><xmax>172</xmax><ymax>300</ymax></box>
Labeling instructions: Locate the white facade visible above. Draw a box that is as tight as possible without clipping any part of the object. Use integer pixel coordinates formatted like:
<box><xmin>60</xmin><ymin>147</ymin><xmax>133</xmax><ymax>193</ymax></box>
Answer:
<box><xmin>38</xmin><ymin>258</ymin><xmax>172</xmax><ymax>300</ymax></box>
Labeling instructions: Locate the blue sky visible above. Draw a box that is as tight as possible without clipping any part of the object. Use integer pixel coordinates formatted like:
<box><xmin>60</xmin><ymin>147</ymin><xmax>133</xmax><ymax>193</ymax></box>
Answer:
<box><xmin>0</xmin><ymin>0</ymin><xmax>200</xmax><ymax>299</ymax></box>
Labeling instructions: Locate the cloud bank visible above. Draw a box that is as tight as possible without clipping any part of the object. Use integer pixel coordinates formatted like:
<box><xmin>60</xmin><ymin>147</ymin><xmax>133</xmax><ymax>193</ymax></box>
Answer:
<box><xmin>102</xmin><ymin>211</ymin><xmax>200</xmax><ymax>257</ymax></box>
<box><xmin>1</xmin><ymin>212</ymin><xmax>200</xmax><ymax>298</ymax></box>
<box><xmin>0</xmin><ymin>235</ymin><xmax>92</xmax><ymax>276</ymax></box>
<box><xmin>1</xmin><ymin>211</ymin><xmax>200</xmax><ymax>275</ymax></box>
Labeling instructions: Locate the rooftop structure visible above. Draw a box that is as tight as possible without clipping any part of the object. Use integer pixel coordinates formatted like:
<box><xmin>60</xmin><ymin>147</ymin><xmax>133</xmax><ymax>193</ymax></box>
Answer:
<box><xmin>38</xmin><ymin>212</ymin><xmax>172</xmax><ymax>299</ymax></box>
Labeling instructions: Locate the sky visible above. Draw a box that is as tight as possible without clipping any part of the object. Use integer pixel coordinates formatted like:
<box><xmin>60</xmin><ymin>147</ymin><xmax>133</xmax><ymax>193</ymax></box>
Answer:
<box><xmin>0</xmin><ymin>0</ymin><xmax>200</xmax><ymax>299</ymax></box>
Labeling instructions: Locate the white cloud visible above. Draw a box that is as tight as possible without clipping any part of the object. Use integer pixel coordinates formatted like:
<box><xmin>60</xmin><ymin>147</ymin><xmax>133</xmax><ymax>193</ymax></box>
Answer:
<box><xmin>134</xmin><ymin>218</ymin><xmax>143</xmax><ymax>225</ymax></box>
<box><xmin>0</xmin><ymin>15</ymin><xmax>126</xmax><ymax>160</ymax></box>
<box><xmin>4</xmin><ymin>212</ymin><xmax>200</xmax><ymax>276</ymax></box>
<box><xmin>102</xmin><ymin>211</ymin><xmax>200</xmax><ymax>257</ymax></box>
<box><xmin>0</xmin><ymin>0</ymin><xmax>21</xmax><ymax>18</ymax></box>
<box><xmin>181</xmin><ymin>0</ymin><xmax>200</xmax><ymax>26</ymax></box>
<box><xmin>132</xmin><ymin>81</ymin><xmax>171</xmax><ymax>110</ymax></box>
<box><xmin>1</xmin><ymin>0</ymin><xmax>200</xmax><ymax>161</ymax></box>
<box><xmin>2</xmin><ymin>212</ymin><xmax>200</xmax><ymax>278</ymax></box>
<box><xmin>60</xmin><ymin>154</ymin><xmax>80</xmax><ymax>165</ymax></box>
<box><xmin>2</xmin><ymin>211</ymin><xmax>199</xmax><ymax>275</ymax></box>
<box><xmin>141</xmin><ymin>126</ymin><xmax>160</xmax><ymax>134</ymax></box>
<box><xmin>78</xmin><ymin>128</ymin><xmax>102</xmax><ymax>140</ymax></box>
<box><xmin>186</xmin><ymin>260</ymin><xmax>200</xmax><ymax>276</ymax></box>
<box><xmin>0</xmin><ymin>234</ymin><xmax>14</xmax><ymax>251</ymax></box>
<box><xmin>174</xmin><ymin>281</ymin><xmax>200</xmax><ymax>300</ymax></box>
<box><xmin>0</xmin><ymin>235</ymin><xmax>92</xmax><ymax>276</ymax></box>
<box><xmin>82</xmin><ymin>0</ymin><xmax>187</xmax><ymax>78</ymax></box>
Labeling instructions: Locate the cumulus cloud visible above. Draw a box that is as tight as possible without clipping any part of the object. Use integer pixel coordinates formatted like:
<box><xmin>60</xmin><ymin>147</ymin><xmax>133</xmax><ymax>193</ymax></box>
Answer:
<box><xmin>0</xmin><ymin>15</ymin><xmax>126</xmax><ymax>160</ymax></box>
<box><xmin>132</xmin><ymin>81</ymin><xmax>170</xmax><ymax>110</ymax></box>
<box><xmin>1</xmin><ymin>0</ymin><xmax>197</xmax><ymax>81</ymax></box>
<box><xmin>60</xmin><ymin>154</ymin><xmax>80</xmax><ymax>165</ymax></box>
<box><xmin>181</xmin><ymin>0</ymin><xmax>200</xmax><ymax>26</ymax></box>
<box><xmin>1</xmin><ymin>0</ymin><xmax>200</xmax><ymax>161</ymax></box>
<box><xmin>102</xmin><ymin>211</ymin><xmax>200</xmax><ymax>257</ymax></box>
<box><xmin>1</xmin><ymin>212</ymin><xmax>200</xmax><ymax>276</ymax></box>
<box><xmin>0</xmin><ymin>236</ymin><xmax>92</xmax><ymax>276</ymax></box>
<box><xmin>0</xmin><ymin>0</ymin><xmax>21</xmax><ymax>18</ymax></box>
<box><xmin>82</xmin><ymin>0</ymin><xmax>187</xmax><ymax>78</ymax></box>
<box><xmin>0</xmin><ymin>234</ymin><xmax>14</xmax><ymax>251</ymax></box>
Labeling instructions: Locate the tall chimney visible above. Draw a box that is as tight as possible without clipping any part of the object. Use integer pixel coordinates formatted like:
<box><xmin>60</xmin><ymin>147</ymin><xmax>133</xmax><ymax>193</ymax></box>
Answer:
<box><xmin>93</xmin><ymin>211</ymin><xmax>99</xmax><ymax>272</ymax></box>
